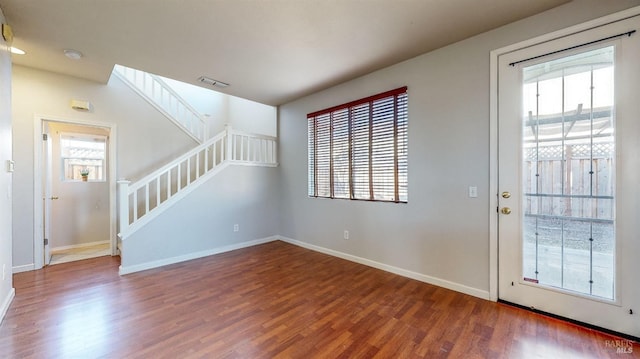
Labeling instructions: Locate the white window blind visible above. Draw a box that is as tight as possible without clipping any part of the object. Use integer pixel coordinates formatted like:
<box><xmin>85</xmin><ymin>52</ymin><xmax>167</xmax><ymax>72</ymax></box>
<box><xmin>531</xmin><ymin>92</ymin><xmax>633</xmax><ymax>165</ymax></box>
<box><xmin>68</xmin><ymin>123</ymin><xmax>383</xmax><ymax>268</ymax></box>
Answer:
<box><xmin>308</xmin><ymin>87</ymin><xmax>408</xmax><ymax>203</ymax></box>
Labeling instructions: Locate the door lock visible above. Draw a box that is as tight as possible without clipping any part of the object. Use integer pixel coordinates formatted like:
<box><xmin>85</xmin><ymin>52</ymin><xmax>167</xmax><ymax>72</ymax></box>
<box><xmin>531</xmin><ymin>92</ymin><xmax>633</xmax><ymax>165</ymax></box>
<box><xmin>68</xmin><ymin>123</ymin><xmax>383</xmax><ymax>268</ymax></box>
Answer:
<box><xmin>50</xmin><ymin>196</ymin><xmax>59</xmax><ymax>200</ymax></box>
<box><xmin>501</xmin><ymin>207</ymin><xmax>511</xmax><ymax>215</ymax></box>
<box><xmin>501</xmin><ymin>191</ymin><xmax>511</xmax><ymax>199</ymax></box>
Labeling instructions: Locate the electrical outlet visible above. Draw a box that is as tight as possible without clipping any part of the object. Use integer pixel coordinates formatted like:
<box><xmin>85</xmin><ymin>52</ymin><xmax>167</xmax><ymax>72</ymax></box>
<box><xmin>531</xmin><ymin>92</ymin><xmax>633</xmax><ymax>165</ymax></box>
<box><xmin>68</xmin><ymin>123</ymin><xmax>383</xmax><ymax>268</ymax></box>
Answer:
<box><xmin>233</xmin><ymin>224</ymin><xmax>239</xmax><ymax>232</ymax></box>
<box><xmin>343</xmin><ymin>230</ymin><xmax>349</xmax><ymax>240</ymax></box>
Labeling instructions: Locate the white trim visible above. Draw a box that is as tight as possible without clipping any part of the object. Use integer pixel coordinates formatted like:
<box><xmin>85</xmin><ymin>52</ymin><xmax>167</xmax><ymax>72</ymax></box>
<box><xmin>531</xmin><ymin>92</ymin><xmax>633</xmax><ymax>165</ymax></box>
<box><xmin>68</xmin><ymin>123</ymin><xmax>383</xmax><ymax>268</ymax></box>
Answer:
<box><xmin>118</xmin><ymin>236</ymin><xmax>279</xmax><ymax>275</ymax></box>
<box><xmin>0</xmin><ymin>288</ymin><xmax>15</xmax><ymax>324</ymax></box>
<box><xmin>118</xmin><ymin>234</ymin><xmax>491</xmax><ymax>300</ymax></box>
<box><xmin>33</xmin><ymin>114</ymin><xmax>118</xmax><ymax>270</ymax></box>
<box><xmin>489</xmin><ymin>47</ymin><xmax>499</xmax><ymax>302</ymax></box>
<box><xmin>278</xmin><ymin>236</ymin><xmax>491</xmax><ymax>300</ymax></box>
<box><xmin>50</xmin><ymin>240</ymin><xmax>110</xmax><ymax>253</ymax></box>
<box><xmin>488</xmin><ymin>5</ymin><xmax>640</xmax><ymax>303</ymax></box>
<box><xmin>12</xmin><ymin>264</ymin><xmax>35</xmax><ymax>273</ymax></box>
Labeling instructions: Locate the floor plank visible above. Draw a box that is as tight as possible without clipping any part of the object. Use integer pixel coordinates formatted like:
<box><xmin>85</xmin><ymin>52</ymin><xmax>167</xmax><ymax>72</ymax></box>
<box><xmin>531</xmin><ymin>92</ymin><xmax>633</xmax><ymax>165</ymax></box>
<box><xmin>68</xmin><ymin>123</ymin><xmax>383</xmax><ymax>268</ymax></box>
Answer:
<box><xmin>1</xmin><ymin>241</ymin><xmax>637</xmax><ymax>358</ymax></box>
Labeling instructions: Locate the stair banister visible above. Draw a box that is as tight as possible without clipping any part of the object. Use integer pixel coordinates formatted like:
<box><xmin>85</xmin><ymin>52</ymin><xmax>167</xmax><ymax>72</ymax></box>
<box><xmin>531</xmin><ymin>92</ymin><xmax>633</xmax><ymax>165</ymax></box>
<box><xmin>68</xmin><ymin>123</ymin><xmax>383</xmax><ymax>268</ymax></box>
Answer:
<box><xmin>113</xmin><ymin>65</ymin><xmax>208</xmax><ymax>143</ymax></box>
<box><xmin>117</xmin><ymin>126</ymin><xmax>277</xmax><ymax>239</ymax></box>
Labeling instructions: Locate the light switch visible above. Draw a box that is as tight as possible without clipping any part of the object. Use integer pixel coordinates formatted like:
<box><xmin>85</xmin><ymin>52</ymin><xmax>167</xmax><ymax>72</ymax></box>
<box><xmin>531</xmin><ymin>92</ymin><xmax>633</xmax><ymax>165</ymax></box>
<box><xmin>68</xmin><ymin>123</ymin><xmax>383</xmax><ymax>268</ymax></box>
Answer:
<box><xmin>468</xmin><ymin>186</ymin><xmax>478</xmax><ymax>198</ymax></box>
<box><xmin>6</xmin><ymin>160</ymin><xmax>14</xmax><ymax>173</ymax></box>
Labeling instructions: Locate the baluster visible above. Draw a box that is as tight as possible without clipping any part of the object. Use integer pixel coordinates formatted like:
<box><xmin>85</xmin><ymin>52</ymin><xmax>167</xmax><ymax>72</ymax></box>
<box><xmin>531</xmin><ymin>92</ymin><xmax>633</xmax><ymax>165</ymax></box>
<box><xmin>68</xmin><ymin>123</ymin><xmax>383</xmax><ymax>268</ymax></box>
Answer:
<box><xmin>203</xmin><ymin>146</ymin><xmax>211</xmax><ymax>174</ymax></box>
<box><xmin>266</xmin><ymin>139</ymin><xmax>270</xmax><ymax>163</ymax></box>
<box><xmin>133</xmin><ymin>190</ymin><xmax>138</xmax><ymax>221</ymax></box>
<box><xmin>177</xmin><ymin>162</ymin><xmax>182</xmax><ymax>191</ymax></box>
<box><xmin>156</xmin><ymin>176</ymin><xmax>161</xmax><ymax>208</ymax></box>
<box><xmin>240</xmin><ymin>136</ymin><xmax>245</xmax><ymax>161</ymax></box>
<box><xmin>187</xmin><ymin>157</ymin><xmax>191</xmax><ymax>185</ymax></box>
<box><xmin>233</xmin><ymin>135</ymin><xmax>237</xmax><ymax>161</ymax></box>
<box><xmin>225</xmin><ymin>125</ymin><xmax>233</xmax><ymax>161</ymax></box>
<box><xmin>142</xmin><ymin>73</ymin><xmax>148</xmax><ymax>96</ymax></box>
<box><xmin>145</xmin><ymin>183</ymin><xmax>150</xmax><ymax>214</ymax></box>
<box><xmin>161</xmin><ymin>86</ymin><xmax>166</xmax><ymax>110</ymax></box>
<box><xmin>167</xmin><ymin>169</ymin><xmax>172</xmax><ymax>199</ymax></box>
<box><xmin>213</xmin><ymin>142</ymin><xmax>217</xmax><ymax>167</ymax></box>
<box><xmin>272</xmin><ymin>140</ymin><xmax>277</xmax><ymax>163</ymax></box>
<box><xmin>154</xmin><ymin>80</ymin><xmax>160</xmax><ymax>104</ymax></box>
<box><xmin>196</xmin><ymin>151</ymin><xmax>201</xmax><ymax>179</ymax></box>
<box><xmin>247</xmin><ymin>136</ymin><xmax>250</xmax><ymax>161</ymax></box>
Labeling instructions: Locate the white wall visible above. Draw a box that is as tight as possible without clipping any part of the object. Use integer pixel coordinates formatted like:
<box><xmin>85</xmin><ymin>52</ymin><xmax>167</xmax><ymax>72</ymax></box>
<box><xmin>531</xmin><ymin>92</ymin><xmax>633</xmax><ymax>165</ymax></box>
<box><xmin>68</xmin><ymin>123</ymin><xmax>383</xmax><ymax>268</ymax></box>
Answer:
<box><xmin>161</xmin><ymin>76</ymin><xmax>277</xmax><ymax>137</ymax></box>
<box><xmin>160</xmin><ymin>77</ymin><xmax>227</xmax><ymax>136</ymax></box>
<box><xmin>277</xmin><ymin>0</ymin><xmax>640</xmax><ymax>299</ymax></box>
<box><xmin>12</xmin><ymin>66</ymin><xmax>197</xmax><ymax>270</ymax></box>
<box><xmin>121</xmin><ymin>165</ymin><xmax>280</xmax><ymax>273</ymax></box>
<box><xmin>227</xmin><ymin>96</ymin><xmax>277</xmax><ymax>137</ymax></box>
<box><xmin>0</xmin><ymin>8</ymin><xmax>15</xmax><ymax>322</ymax></box>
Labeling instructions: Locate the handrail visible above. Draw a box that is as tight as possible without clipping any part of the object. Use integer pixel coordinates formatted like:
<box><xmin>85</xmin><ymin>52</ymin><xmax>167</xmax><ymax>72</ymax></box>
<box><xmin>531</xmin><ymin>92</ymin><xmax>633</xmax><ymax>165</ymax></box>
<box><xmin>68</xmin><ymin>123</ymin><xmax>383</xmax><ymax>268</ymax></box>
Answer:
<box><xmin>128</xmin><ymin>131</ymin><xmax>226</xmax><ymax>194</ymax></box>
<box><xmin>118</xmin><ymin>125</ymin><xmax>278</xmax><ymax>238</ymax></box>
<box><xmin>113</xmin><ymin>65</ymin><xmax>208</xmax><ymax>143</ymax></box>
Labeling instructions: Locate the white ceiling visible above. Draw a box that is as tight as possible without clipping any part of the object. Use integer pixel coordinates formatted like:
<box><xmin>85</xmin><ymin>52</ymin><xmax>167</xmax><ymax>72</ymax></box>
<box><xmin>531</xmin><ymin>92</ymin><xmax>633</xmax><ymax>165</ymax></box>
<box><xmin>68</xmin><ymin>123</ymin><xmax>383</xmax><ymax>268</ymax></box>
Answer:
<box><xmin>1</xmin><ymin>0</ymin><xmax>570</xmax><ymax>106</ymax></box>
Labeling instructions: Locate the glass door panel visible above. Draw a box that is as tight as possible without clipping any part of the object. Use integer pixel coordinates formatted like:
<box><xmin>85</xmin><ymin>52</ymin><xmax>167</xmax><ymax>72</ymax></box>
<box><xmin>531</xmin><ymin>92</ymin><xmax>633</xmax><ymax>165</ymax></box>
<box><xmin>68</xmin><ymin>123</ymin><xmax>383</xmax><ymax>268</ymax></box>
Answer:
<box><xmin>521</xmin><ymin>46</ymin><xmax>615</xmax><ymax>300</ymax></box>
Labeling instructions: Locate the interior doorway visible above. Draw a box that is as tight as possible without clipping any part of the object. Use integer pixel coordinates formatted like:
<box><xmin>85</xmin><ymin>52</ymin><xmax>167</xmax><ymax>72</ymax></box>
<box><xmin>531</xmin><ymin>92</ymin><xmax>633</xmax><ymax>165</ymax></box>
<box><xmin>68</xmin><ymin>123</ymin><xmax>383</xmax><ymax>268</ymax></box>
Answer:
<box><xmin>46</xmin><ymin>121</ymin><xmax>111</xmax><ymax>264</ymax></box>
<box><xmin>34</xmin><ymin>116</ymin><xmax>118</xmax><ymax>269</ymax></box>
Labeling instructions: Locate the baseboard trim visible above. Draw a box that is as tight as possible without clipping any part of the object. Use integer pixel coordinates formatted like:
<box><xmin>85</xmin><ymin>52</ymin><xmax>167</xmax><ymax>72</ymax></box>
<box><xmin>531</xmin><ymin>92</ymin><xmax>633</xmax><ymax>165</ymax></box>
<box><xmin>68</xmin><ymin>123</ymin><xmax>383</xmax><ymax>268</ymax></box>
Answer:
<box><xmin>119</xmin><ymin>236</ymin><xmax>279</xmax><ymax>275</ymax></box>
<box><xmin>51</xmin><ymin>240</ymin><xmax>111</xmax><ymax>253</ymax></box>
<box><xmin>118</xmin><ymin>234</ymin><xmax>490</xmax><ymax>300</ymax></box>
<box><xmin>277</xmin><ymin>236</ymin><xmax>491</xmax><ymax>300</ymax></box>
<box><xmin>12</xmin><ymin>264</ymin><xmax>35</xmax><ymax>273</ymax></box>
<box><xmin>0</xmin><ymin>288</ymin><xmax>15</xmax><ymax>324</ymax></box>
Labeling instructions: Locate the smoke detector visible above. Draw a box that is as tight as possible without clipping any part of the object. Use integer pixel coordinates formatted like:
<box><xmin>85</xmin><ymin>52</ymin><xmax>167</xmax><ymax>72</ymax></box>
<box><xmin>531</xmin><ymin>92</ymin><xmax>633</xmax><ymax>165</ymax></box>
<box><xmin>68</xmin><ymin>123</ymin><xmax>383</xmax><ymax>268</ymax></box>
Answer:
<box><xmin>64</xmin><ymin>49</ymin><xmax>83</xmax><ymax>60</ymax></box>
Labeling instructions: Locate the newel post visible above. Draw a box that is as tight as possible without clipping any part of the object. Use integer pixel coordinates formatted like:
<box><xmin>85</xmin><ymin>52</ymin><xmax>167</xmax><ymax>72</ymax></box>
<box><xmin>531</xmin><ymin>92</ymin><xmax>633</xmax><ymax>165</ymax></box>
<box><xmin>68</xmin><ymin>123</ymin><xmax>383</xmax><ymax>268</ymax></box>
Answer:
<box><xmin>117</xmin><ymin>180</ymin><xmax>131</xmax><ymax>237</ymax></box>
<box><xmin>225</xmin><ymin>124</ymin><xmax>233</xmax><ymax>161</ymax></box>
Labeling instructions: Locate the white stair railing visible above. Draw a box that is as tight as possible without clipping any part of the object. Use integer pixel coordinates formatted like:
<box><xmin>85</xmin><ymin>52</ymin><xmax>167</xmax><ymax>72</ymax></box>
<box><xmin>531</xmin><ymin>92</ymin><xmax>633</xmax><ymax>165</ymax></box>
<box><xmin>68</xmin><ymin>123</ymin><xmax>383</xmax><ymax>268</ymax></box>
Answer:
<box><xmin>113</xmin><ymin>64</ymin><xmax>207</xmax><ymax>143</ymax></box>
<box><xmin>118</xmin><ymin>126</ymin><xmax>277</xmax><ymax>238</ymax></box>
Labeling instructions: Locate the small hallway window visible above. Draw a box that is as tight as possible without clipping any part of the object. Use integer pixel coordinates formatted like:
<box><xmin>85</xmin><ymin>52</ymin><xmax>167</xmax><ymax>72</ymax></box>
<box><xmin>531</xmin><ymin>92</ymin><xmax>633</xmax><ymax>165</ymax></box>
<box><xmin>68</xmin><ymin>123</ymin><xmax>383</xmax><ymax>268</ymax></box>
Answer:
<box><xmin>60</xmin><ymin>133</ymin><xmax>107</xmax><ymax>182</ymax></box>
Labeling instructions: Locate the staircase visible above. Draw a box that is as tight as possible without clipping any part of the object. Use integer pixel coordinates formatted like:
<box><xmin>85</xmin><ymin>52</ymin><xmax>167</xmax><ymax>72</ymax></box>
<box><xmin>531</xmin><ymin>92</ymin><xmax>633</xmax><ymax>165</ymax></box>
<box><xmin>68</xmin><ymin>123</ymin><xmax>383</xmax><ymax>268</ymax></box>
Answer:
<box><xmin>118</xmin><ymin>125</ymin><xmax>277</xmax><ymax>239</ymax></box>
<box><xmin>114</xmin><ymin>65</ymin><xmax>278</xmax><ymax>241</ymax></box>
<box><xmin>113</xmin><ymin>65</ymin><xmax>208</xmax><ymax>143</ymax></box>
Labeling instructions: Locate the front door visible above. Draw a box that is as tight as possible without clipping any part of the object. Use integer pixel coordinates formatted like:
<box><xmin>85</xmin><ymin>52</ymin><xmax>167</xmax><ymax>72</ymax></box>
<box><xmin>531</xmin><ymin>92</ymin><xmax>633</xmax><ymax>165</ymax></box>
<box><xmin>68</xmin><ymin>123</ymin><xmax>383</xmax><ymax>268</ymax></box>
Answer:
<box><xmin>498</xmin><ymin>16</ymin><xmax>640</xmax><ymax>337</ymax></box>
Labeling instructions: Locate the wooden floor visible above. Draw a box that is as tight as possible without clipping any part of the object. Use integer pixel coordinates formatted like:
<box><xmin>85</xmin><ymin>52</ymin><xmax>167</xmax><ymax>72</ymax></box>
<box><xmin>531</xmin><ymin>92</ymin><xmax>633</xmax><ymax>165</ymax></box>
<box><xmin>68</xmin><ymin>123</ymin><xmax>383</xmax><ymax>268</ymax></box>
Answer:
<box><xmin>1</xmin><ymin>241</ymin><xmax>637</xmax><ymax>358</ymax></box>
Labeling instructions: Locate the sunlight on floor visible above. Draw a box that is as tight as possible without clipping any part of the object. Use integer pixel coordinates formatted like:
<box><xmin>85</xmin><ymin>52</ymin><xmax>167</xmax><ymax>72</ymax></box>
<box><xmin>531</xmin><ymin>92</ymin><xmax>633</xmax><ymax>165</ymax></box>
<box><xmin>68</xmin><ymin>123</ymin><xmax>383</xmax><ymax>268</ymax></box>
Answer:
<box><xmin>50</xmin><ymin>243</ymin><xmax>111</xmax><ymax>265</ymax></box>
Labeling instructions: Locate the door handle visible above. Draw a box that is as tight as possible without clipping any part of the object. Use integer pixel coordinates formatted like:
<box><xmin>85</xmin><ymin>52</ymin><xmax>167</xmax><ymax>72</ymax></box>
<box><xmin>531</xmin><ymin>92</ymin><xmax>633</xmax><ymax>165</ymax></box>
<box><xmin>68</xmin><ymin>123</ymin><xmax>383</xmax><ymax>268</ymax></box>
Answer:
<box><xmin>501</xmin><ymin>191</ymin><xmax>511</xmax><ymax>199</ymax></box>
<box><xmin>50</xmin><ymin>196</ymin><xmax>59</xmax><ymax>200</ymax></box>
<box><xmin>501</xmin><ymin>207</ymin><xmax>511</xmax><ymax>215</ymax></box>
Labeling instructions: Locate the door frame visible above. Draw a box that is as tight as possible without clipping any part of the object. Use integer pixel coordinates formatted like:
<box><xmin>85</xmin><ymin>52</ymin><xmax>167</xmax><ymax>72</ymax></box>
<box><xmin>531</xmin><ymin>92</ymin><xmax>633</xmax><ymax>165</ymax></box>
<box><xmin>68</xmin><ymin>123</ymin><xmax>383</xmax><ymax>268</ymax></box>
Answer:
<box><xmin>33</xmin><ymin>114</ymin><xmax>118</xmax><ymax>269</ymax></box>
<box><xmin>489</xmin><ymin>6</ymin><xmax>640</xmax><ymax>301</ymax></box>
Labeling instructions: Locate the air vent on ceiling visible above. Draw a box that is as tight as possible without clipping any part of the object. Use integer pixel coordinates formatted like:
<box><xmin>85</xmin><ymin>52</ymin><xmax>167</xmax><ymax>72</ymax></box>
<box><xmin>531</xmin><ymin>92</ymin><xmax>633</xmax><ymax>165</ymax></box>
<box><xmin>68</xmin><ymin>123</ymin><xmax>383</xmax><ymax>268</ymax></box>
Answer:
<box><xmin>198</xmin><ymin>76</ymin><xmax>229</xmax><ymax>88</ymax></box>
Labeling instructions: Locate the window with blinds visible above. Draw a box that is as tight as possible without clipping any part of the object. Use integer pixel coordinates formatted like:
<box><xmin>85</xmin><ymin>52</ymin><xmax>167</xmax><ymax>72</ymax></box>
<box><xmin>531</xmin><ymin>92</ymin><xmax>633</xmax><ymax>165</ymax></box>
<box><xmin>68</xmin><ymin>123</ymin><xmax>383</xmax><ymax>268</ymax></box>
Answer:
<box><xmin>308</xmin><ymin>87</ymin><xmax>408</xmax><ymax>203</ymax></box>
